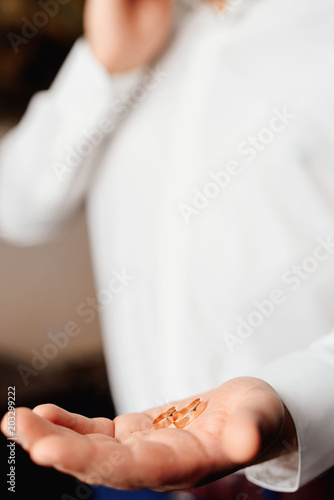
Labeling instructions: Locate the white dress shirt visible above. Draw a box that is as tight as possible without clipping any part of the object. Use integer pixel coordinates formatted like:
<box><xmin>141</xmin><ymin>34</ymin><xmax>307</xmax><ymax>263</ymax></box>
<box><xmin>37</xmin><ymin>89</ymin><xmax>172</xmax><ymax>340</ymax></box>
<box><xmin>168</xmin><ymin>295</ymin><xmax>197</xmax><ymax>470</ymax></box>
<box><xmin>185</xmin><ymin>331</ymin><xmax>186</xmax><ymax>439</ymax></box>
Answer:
<box><xmin>1</xmin><ymin>0</ymin><xmax>334</xmax><ymax>492</ymax></box>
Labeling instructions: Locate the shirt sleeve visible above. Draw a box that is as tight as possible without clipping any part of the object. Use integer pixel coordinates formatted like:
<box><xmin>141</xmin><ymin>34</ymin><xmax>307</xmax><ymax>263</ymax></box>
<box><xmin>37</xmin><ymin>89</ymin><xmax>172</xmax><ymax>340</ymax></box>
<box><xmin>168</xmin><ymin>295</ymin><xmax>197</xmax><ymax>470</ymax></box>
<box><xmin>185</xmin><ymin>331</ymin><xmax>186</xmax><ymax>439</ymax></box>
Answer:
<box><xmin>244</xmin><ymin>330</ymin><xmax>334</xmax><ymax>492</ymax></box>
<box><xmin>0</xmin><ymin>38</ymin><xmax>143</xmax><ymax>245</ymax></box>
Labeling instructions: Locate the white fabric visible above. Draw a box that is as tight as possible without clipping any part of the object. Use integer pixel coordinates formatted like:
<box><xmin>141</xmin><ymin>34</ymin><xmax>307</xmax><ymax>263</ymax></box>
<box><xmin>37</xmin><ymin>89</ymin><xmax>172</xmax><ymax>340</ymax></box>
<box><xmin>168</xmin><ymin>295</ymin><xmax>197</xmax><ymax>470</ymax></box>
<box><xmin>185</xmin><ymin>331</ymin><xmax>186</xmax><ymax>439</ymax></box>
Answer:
<box><xmin>1</xmin><ymin>0</ymin><xmax>334</xmax><ymax>492</ymax></box>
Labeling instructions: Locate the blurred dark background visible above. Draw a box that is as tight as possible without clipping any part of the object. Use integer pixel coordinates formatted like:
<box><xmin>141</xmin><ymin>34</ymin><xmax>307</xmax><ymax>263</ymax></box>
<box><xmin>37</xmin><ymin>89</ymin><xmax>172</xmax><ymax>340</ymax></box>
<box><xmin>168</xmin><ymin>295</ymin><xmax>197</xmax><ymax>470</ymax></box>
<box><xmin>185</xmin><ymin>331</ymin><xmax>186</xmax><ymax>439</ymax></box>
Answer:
<box><xmin>0</xmin><ymin>2</ymin><xmax>116</xmax><ymax>499</ymax></box>
<box><xmin>0</xmin><ymin>0</ymin><xmax>83</xmax><ymax>118</ymax></box>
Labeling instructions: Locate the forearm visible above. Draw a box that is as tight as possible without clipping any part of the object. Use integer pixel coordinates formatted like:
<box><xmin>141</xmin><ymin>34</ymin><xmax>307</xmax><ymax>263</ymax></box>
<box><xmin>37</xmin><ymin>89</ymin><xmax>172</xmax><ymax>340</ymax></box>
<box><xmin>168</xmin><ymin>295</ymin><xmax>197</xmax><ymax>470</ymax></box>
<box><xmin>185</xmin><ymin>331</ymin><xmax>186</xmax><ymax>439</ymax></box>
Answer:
<box><xmin>0</xmin><ymin>39</ymin><xmax>142</xmax><ymax>245</ymax></box>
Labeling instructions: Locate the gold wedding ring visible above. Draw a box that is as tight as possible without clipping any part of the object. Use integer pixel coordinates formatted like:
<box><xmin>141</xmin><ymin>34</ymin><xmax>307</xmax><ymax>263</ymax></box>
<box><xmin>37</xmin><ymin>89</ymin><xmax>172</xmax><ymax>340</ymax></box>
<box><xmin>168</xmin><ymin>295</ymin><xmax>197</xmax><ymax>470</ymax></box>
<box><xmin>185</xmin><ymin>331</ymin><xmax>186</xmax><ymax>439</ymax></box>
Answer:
<box><xmin>152</xmin><ymin>406</ymin><xmax>177</xmax><ymax>430</ymax></box>
<box><xmin>172</xmin><ymin>398</ymin><xmax>206</xmax><ymax>429</ymax></box>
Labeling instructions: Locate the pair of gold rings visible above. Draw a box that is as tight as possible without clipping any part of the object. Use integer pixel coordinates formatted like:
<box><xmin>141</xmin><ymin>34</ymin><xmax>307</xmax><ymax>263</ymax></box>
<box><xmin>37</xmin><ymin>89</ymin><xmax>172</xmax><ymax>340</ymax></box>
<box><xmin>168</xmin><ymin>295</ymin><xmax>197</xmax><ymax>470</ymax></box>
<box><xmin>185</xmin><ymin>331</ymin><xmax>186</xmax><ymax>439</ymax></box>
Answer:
<box><xmin>152</xmin><ymin>398</ymin><xmax>206</xmax><ymax>430</ymax></box>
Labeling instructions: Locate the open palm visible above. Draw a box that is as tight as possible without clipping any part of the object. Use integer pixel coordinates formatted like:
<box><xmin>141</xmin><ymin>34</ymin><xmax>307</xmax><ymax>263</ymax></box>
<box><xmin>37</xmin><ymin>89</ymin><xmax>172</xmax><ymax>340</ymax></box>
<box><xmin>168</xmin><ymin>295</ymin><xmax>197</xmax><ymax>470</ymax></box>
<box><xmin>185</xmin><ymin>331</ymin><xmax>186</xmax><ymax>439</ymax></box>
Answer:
<box><xmin>1</xmin><ymin>377</ymin><xmax>294</xmax><ymax>491</ymax></box>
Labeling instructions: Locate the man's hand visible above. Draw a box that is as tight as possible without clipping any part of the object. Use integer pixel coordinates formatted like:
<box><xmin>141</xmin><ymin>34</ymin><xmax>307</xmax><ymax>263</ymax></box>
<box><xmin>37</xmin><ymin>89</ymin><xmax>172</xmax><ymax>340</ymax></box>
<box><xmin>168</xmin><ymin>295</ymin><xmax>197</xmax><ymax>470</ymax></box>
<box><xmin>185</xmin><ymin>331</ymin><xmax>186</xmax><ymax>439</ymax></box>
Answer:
<box><xmin>84</xmin><ymin>0</ymin><xmax>173</xmax><ymax>73</ymax></box>
<box><xmin>0</xmin><ymin>377</ymin><xmax>297</xmax><ymax>491</ymax></box>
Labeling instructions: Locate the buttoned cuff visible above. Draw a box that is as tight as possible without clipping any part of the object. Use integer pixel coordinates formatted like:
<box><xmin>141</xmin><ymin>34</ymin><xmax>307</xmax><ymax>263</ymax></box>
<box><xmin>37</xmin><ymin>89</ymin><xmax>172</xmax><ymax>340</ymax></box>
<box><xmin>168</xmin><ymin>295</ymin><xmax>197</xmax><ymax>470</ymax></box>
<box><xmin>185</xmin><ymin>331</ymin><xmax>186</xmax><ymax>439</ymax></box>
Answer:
<box><xmin>244</xmin><ymin>342</ymin><xmax>334</xmax><ymax>492</ymax></box>
<box><xmin>50</xmin><ymin>38</ymin><xmax>144</xmax><ymax>123</ymax></box>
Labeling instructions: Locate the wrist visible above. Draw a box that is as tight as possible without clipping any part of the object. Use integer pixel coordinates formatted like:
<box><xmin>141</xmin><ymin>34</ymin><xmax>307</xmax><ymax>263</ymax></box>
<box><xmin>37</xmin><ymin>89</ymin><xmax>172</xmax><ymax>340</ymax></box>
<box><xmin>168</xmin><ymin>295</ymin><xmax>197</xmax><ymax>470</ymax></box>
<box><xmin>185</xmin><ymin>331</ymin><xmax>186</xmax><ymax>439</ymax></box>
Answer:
<box><xmin>252</xmin><ymin>402</ymin><xmax>298</xmax><ymax>467</ymax></box>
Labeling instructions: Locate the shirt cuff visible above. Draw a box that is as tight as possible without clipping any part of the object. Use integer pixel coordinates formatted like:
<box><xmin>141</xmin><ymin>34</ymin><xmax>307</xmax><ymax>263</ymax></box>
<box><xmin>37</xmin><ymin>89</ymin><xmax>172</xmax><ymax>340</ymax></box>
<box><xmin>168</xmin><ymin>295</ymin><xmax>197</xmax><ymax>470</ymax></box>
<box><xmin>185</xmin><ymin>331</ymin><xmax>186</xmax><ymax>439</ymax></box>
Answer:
<box><xmin>50</xmin><ymin>37</ymin><xmax>144</xmax><ymax>124</ymax></box>
<box><xmin>244</xmin><ymin>343</ymin><xmax>334</xmax><ymax>492</ymax></box>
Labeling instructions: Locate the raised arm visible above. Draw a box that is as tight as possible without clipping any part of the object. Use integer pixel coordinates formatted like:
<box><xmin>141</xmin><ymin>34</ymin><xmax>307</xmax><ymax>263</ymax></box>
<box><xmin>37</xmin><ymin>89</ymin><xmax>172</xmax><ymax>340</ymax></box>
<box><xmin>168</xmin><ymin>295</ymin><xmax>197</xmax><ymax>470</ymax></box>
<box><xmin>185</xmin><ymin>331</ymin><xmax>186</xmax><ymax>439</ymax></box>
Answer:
<box><xmin>0</xmin><ymin>0</ymin><xmax>173</xmax><ymax>245</ymax></box>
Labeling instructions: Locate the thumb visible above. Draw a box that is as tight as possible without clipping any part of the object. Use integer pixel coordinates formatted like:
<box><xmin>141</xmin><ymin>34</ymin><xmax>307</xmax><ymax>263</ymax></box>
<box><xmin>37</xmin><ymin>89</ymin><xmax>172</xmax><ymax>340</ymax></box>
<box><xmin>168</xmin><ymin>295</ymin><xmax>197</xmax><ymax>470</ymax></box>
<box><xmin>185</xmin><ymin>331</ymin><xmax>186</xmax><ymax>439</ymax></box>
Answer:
<box><xmin>222</xmin><ymin>388</ymin><xmax>284</xmax><ymax>464</ymax></box>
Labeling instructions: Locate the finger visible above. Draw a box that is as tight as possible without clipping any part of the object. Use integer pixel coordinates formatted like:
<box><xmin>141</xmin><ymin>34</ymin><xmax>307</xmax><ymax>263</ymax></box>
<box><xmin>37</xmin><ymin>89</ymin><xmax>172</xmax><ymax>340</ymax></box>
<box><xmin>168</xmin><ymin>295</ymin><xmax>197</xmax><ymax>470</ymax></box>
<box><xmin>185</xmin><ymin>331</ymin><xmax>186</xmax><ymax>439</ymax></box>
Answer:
<box><xmin>29</xmin><ymin>433</ymin><xmax>95</xmax><ymax>473</ymax></box>
<box><xmin>1</xmin><ymin>407</ymin><xmax>118</xmax><ymax>478</ymax></box>
<box><xmin>222</xmin><ymin>387</ymin><xmax>284</xmax><ymax>463</ymax></box>
<box><xmin>33</xmin><ymin>404</ymin><xmax>114</xmax><ymax>437</ymax></box>
<box><xmin>1</xmin><ymin>407</ymin><xmax>71</xmax><ymax>450</ymax></box>
<box><xmin>30</xmin><ymin>433</ymin><xmax>130</xmax><ymax>486</ymax></box>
